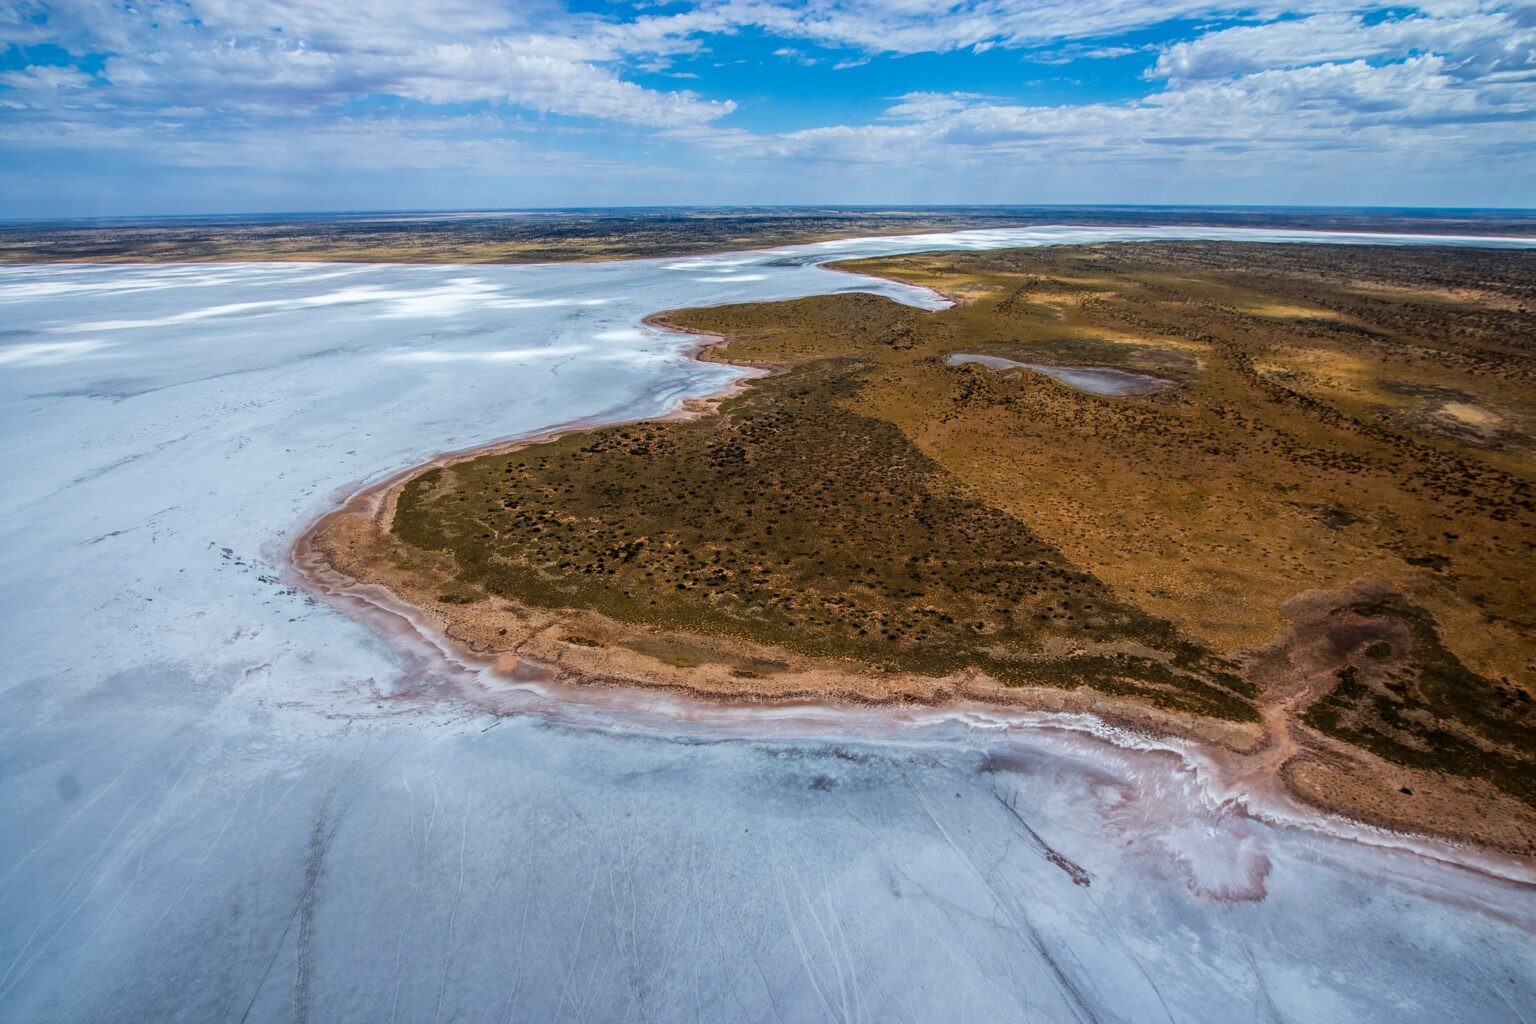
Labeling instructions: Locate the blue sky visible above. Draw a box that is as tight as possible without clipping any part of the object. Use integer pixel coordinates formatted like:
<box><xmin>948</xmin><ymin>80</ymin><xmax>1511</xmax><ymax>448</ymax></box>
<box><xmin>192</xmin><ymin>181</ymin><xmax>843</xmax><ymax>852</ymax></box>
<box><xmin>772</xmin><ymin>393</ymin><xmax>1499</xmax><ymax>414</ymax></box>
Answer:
<box><xmin>1</xmin><ymin>1</ymin><xmax>1532</xmax><ymax>216</ymax></box>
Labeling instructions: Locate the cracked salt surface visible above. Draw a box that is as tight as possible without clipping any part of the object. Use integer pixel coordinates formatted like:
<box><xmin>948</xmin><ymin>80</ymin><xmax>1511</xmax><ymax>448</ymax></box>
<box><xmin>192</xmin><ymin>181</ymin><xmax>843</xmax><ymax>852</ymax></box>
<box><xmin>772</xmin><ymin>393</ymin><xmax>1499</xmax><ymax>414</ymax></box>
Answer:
<box><xmin>2</xmin><ymin>226</ymin><xmax>1534</xmax><ymax>1023</ymax></box>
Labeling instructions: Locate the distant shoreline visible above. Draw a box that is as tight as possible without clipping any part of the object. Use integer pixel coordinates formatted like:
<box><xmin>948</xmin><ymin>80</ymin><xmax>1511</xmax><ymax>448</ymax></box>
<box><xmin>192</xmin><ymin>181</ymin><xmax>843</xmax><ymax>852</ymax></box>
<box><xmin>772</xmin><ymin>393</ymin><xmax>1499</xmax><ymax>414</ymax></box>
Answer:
<box><xmin>5</xmin><ymin>206</ymin><xmax>1536</xmax><ymax>266</ymax></box>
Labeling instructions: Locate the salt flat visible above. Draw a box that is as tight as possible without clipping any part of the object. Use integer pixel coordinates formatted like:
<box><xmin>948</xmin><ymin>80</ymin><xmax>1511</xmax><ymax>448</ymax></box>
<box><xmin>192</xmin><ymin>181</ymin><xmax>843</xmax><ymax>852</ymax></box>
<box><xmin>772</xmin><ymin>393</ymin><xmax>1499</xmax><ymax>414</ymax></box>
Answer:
<box><xmin>2</xmin><ymin>227</ymin><xmax>1534</xmax><ymax>1023</ymax></box>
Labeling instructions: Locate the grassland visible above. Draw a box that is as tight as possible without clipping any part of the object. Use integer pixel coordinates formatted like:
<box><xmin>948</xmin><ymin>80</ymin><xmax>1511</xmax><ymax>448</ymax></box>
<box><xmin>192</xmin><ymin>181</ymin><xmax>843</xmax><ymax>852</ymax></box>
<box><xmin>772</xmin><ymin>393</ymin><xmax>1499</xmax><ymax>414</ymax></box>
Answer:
<box><xmin>313</xmin><ymin>241</ymin><xmax>1536</xmax><ymax>851</ymax></box>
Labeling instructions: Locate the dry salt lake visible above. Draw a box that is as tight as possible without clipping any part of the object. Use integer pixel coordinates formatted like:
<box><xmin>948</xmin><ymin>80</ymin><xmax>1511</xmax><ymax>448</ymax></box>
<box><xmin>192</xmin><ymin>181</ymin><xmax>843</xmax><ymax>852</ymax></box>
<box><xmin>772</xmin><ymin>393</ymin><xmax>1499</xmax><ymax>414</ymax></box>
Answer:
<box><xmin>3</xmin><ymin>226</ymin><xmax>1535</xmax><ymax>1023</ymax></box>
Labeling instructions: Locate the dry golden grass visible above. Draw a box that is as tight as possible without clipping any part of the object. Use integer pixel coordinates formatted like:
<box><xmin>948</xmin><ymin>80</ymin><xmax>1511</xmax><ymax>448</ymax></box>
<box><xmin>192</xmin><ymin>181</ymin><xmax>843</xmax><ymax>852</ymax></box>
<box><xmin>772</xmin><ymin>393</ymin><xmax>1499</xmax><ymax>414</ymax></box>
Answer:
<box><xmin>334</xmin><ymin>241</ymin><xmax>1535</xmax><ymax>820</ymax></box>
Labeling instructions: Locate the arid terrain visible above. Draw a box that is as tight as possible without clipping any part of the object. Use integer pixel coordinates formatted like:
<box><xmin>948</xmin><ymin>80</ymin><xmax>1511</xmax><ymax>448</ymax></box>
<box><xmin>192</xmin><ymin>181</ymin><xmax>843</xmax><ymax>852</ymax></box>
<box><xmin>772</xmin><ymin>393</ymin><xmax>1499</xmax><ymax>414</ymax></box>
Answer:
<box><xmin>311</xmin><ymin>242</ymin><xmax>1535</xmax><ymax>852</ymax></box>
<box><xmin>0</xmin><ymin>208</ymin><xmax>1038</xmax><ymax>264</ymax></box>
<box><xmin>6</xmin><ymin>206</ymin><xmax>1534</xmax><ymax>264</ymax></box>
<box><xmin>9</xmin><ymin>235</ymin><xmax>1535</xmax><ymax>1023</ymax></box>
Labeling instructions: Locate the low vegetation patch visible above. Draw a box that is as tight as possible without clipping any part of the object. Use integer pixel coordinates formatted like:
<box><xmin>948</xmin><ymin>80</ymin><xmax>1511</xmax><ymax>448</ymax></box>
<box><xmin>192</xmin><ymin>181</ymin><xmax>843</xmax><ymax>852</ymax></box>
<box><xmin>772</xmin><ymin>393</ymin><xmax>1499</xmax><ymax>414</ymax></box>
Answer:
<box><xmin>384</xmin><ymin>241</ymin><xmax>1536</xmax><ymax>796</ymax></box>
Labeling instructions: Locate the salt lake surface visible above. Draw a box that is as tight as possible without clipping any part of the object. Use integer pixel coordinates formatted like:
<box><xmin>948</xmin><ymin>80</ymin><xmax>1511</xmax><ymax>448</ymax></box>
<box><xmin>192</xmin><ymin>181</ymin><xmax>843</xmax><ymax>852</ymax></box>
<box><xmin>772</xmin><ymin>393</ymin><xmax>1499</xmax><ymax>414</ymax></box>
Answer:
<box><xmin>3</xmin><ymin>226</ymin><xmax>1535</xmax><ymax>1023</ymax></box>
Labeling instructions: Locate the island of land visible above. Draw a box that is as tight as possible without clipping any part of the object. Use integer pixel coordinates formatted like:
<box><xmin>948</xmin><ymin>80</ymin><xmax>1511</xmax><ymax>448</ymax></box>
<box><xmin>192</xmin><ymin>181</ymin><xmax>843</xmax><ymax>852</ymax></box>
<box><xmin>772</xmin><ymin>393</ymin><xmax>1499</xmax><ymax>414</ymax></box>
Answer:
<box><xmin>306</xmin><ymin>241</ymin><xmax>1536</xmax><ymax>854</ymax></box>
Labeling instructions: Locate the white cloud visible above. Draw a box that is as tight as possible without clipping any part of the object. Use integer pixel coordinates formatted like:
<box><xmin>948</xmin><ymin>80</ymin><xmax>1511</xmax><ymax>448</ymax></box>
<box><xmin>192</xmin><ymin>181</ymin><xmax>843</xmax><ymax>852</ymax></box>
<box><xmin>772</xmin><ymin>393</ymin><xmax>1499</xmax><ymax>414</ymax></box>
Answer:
<box><xmin>653</xmin><ymin>0</ymin><xmax>1535</xmax><ymax>190</ymax></box>
<box><xmin>0</xmin><ymin>65</ymin><xmax>94</xmax><ymax>91</ymax></box>
<box><xmin>883</xmin><ymin>92</ymin><xmax>992</xmax><ymax>121</ymax></box>
<box><xmin>715</xmin><ymin>0</ymin><xmax>1362</xmax><ymax>56</ymax></box>
<box><xmin>1151</xmin><ymin>8</ymin><xmax>1534</xmax><ymax>80</ymax></box>
<box><xmin>2</xmin><ymin>1</ymin><xmax>735</xmax><ymax>128</ymax></box>
<box><xmin>772</xmin><ymin>46</ymin><xmax>820</xmax><ymax>65</ymax></box>
<box><xmin>678</xmin><ymin>47</ymin><xmax>1534</xmax><ymax>177</ymax></box>
<box><xmin>2</xmin><ymin>0</ymin><xmax>1531</xmax><ymax>208</ymax></box>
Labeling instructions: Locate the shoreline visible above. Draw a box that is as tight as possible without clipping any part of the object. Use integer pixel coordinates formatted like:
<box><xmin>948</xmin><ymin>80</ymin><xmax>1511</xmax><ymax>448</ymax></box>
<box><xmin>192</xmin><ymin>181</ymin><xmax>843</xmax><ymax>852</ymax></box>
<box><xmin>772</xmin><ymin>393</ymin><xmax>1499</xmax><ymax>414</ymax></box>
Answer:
<box><xmin>291</xmin><ymin>472</ymin><xmax>1536</xmax><ymax>887</ymax></box>
<box><xmin>0</xmin><ymin>218</ymin><xmax>1034</xmax><ymax>268</ymax></box>
<box><xmin>8</xmin><ymin>221</ymin><xmax>1536</xmax><ymax>269</ymax></box>
<box><xmin>290</xmin><ymin>257</ymin><xmax>1536</xmax><ymax>867</ymax></box>
<box><xmin>291</xmin><ymin>475</ymin><xmax>1536</xmax><ymax>888</ymax></box>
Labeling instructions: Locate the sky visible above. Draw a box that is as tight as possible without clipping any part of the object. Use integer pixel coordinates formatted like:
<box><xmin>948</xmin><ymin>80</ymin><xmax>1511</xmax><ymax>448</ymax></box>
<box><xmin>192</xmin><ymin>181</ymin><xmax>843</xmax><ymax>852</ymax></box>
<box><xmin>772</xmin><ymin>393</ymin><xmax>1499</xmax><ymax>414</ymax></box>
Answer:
<box><xmin>0</xmin><ymin>1</ymin><xmax>1532</xmax><ymax>216</ymax></box>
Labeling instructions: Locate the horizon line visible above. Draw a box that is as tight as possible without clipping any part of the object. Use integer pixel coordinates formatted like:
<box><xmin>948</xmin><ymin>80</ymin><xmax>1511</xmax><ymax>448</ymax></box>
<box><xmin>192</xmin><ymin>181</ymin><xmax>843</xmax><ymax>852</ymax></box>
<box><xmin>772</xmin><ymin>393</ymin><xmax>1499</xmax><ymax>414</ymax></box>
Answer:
<box><xmin>4</xmin><ymin>202</ymin><xmax>1536</xmax><ymax>227</ymax></box>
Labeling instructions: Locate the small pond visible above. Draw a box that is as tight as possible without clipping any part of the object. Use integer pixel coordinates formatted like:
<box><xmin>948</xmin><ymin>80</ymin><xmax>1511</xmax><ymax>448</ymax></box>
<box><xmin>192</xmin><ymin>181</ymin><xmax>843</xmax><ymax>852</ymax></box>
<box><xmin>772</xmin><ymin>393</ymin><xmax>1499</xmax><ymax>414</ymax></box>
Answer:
<box><xmin>946</xmin><ymin>352</ymin><xmax>1172</xmax><ymax>395</ymax></box>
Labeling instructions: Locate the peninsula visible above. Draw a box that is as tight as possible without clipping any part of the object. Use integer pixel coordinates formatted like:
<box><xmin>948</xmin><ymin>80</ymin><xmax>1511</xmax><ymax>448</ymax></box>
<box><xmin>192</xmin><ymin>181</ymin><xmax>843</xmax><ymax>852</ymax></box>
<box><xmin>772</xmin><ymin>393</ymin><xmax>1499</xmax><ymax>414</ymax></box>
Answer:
<box><xmin>308</xmin><ymin>241</ymin><xmax>1536</xmax><ymax>853</ymax></box>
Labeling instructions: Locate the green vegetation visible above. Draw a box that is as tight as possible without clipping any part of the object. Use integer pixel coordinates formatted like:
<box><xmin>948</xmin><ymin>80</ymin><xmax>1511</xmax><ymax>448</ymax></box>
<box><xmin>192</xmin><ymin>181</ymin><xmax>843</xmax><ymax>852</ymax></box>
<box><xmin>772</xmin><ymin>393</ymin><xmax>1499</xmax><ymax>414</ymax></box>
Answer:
<box><xmin>1304</xmin><ymin>594</ymin><xmax>1535</xmax><ymax>805</ymax></box>
<box><xmin>395</xmin><ymin>353</ymin><xmax>1255</xmax><ymax>720</ymax></box>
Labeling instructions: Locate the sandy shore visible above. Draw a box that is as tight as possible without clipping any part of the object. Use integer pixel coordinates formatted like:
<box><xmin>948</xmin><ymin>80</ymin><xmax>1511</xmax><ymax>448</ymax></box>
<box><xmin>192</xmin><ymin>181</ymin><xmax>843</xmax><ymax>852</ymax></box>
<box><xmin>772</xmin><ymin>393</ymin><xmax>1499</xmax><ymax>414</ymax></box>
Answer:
<box><xmin>292</xmin><ymin>307</ymin><xmax>1536</xmax><ymax>862</ymax></box>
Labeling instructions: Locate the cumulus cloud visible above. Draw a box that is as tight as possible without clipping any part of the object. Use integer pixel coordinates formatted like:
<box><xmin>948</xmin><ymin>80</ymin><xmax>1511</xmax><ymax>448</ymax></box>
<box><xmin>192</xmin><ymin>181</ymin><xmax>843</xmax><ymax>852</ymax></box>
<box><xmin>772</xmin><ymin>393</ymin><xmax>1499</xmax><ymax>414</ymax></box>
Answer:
<box><xmin>0</xmin><ymin>65</ymin><xmax>94</xmax><ymax>92</ymax></box>
<box><xmin>1</xmin><ymin>0</ymin><xmax>1531</xmax><ymax>207</ymax></box>
<box><xmin>1151</xmin><ymin>8</ymin><xmax>1535</xmax><ymax>80</ymax></box>
<box><xmin>1</xmin><ymin>0</ymin><xmax>735</xmax><ymax>128</ymax></box>
<box><xmin>673</xmin><ymin>51</ymin><xmax>1533</xmax><ymax>201</ymax></box>
<box><xmin>717</xmin><ymin>0</ymin><xmax>1358</xmax><ymax>56</ymax></box>
<box><xmin>669</xmin><ymin>1</ymin><xmax>1535</xmax><ymax>191</ymax></box>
